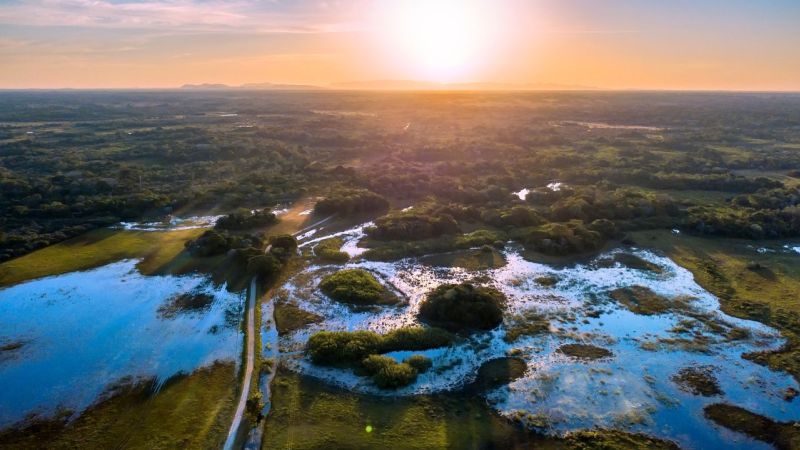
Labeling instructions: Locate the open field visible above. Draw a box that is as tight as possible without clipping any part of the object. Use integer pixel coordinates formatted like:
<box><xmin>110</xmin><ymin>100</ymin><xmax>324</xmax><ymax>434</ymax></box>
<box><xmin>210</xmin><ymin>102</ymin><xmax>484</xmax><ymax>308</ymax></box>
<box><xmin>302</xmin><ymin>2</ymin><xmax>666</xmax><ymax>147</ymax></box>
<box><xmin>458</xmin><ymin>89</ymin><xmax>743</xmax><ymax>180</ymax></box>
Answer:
<box><xmin>0</xmin><ymin>228</ymin><xmax>204</xmax><ymax>287</ymax></box>
<box><xmin>0</xmin><ymin>362</ymin><xmax>237</xmax><ymax>449</ymax></box>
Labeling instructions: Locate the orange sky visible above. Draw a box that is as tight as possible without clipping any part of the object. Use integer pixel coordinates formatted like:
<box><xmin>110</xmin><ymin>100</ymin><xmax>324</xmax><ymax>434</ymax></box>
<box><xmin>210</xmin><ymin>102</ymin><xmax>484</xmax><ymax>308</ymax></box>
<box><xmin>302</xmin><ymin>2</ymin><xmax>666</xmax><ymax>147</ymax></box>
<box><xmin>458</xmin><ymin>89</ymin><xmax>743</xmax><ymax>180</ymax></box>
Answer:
<box><xmin>1</xmin><ymin>0</ymin><xmax>798</xmax><ymax>90</ymax></box>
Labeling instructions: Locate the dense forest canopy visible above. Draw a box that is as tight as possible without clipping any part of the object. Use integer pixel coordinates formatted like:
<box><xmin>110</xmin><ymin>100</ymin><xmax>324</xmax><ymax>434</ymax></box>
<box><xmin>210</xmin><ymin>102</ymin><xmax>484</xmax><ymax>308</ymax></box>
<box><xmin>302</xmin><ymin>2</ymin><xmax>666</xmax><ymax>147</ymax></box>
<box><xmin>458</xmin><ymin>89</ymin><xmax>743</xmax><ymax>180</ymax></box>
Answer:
<box><xmin>1</xmin><ymin>90</ymin><xmax>800</xmax><ymax>261</ymax></box>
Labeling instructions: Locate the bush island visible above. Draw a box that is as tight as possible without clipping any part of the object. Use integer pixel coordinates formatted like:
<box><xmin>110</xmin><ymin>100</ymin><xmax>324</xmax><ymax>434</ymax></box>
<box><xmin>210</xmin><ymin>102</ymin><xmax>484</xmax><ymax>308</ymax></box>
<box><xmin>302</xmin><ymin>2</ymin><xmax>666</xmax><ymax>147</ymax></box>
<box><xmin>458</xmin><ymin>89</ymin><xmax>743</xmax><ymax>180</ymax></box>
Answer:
<box><xmin>306</xmin><ymin>330</ymin><xmax>383</xmax><ymax>365</ymax></box>
<box><xmin>381</xmin><ymin>326</ymin><xmax>453</xmax><ymax>352</ymax></box>
<box><xmin>373</xmin><ymin>362</ymin><xmax>418</xmax><ymax>389</ymax></box>
<box><xmin>319</xmin><ymin>269</ymin><xmax>397</xmax><ymax>305</ymax></box>
<box><xmin>305</xmin><ymin>327</ymin><xmax>452</xmax><ymax>366</ymax></box>
<box><xmin>418</xmin><ymin>283</ymin><xmax>506</xmax><ymax>332</ymax></box>
<box><xmin>404</xmin><ymin>354</ymin><xmax>433</xmax><ymax>373</ymax></box>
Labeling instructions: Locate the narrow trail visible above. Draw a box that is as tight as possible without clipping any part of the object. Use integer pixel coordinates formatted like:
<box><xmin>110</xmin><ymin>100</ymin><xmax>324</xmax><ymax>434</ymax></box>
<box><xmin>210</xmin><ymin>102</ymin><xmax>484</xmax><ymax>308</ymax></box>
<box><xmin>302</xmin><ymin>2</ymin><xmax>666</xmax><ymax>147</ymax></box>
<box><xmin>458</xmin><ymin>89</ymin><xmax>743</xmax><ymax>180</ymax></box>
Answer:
<box><xmin>223</xmin><ymin>277</ymin><xmax>256</xmax><ymax>450</ymax></box>
<box><xmin>224</xmin><ymin>209</ymin><xmax>335</xmax><ymax>450</ymax></box>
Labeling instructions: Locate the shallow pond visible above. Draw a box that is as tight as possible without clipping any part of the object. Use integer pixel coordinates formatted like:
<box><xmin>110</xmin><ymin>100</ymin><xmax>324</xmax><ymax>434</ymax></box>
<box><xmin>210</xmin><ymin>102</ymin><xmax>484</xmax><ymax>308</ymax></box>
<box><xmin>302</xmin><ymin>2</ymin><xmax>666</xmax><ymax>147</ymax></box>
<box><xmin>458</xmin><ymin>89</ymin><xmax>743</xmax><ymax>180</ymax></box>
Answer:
<box><xmin>0</xmin><ymin>260</ymin><xmax>243</xmax><ymax>428</ymax></box>
<box><xmin>278</xmin><ymin>229</ymin><xmax>799</xmax><ymax>450</ymax></box>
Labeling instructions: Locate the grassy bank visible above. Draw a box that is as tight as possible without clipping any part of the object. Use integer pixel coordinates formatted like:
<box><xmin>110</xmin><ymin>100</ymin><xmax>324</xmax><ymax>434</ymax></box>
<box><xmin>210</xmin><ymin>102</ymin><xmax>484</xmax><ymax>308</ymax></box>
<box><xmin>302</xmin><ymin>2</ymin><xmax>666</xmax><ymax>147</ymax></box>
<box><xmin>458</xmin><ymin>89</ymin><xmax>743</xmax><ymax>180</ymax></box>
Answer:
<box><xmin>0</xmin><ymin>362</ymin><xmax>238</xmax><ymax>449</ymax></box>
<box><xmin>632</xmin><ymin>230</ymin><xmax>800</xmax><ymax>382</ymax></box>
<box><xmin>0</xmin><ymin>228</ymin><xmax>204</xmax><ymax>287</ymax></box>
<box><xmin>262</xmin><ymin>368</ymin><xmax>679</xmax><ymax>450</ymax></box>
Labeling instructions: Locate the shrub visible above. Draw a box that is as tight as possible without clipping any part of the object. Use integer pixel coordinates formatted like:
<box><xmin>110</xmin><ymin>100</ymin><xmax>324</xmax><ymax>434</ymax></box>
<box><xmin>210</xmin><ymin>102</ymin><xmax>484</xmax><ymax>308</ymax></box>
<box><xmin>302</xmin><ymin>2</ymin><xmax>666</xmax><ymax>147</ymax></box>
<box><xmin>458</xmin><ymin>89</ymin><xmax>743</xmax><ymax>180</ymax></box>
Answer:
<box><xmin>306</xmin><ymin>327</ymin><xmax>452</xmax><ymax>366</ymax></box>
<box><xmin>419</xmin><ymin>283</ymin><xmax>506</xmax><ymax>332</ymax></box>
<box><xmin>216</xmin><ymin>208</ymin><xmax>277</xmax><ymax>230</ymax></box>
<box><xmin>404</xmin><ymin>354</ymin><xmax>432</xmax><ymax>373</ymax></box>
<box><xmin>361</xmin><ymin>354</ymin><xmax>397</xmax><ymax>375</ymax></box>
<box><xmin>247</xmin><ymin>254</ymin><xmax>281</xmax><ymax>279</ymax></box>
<box><xmin>269</xmin><ymin>234</ymin><xmax>298</xmax><ymax>252</ymax></box>
<box><xmin>319</xmin><ymin>269</ymin><xmax>397</xmax><ymax>305</ymax></box>
<box><xmin>305</xmin><ymin>330</ymin><xmax>382</xmax><ymax>365</ymax></box>
<box><xmin>381</xmin><ymin>326</ymin><xmax>453</xmax><ymax>352</ymax></box>
<box><xmin>373</xmin><ymin>362</ymin><xmax>418</xmax><ymax>389</ymax></box>
<box><xmin>314</xmin><ymin>238</ymin><xmax>350</xmax><ymax>263</ymax></box>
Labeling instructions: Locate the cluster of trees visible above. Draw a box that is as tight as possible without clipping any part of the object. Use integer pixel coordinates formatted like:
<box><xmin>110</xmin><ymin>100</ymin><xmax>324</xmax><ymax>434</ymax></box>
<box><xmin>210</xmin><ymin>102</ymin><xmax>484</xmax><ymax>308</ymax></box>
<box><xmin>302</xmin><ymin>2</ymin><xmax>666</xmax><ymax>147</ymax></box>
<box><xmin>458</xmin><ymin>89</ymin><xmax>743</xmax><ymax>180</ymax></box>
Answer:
<box><xmin>4</xmin><ymin>90</ymin><xmax>800</xmax><ymax>264</ymax></box>
<box><xmin>184</xmin><ymin>229</ymin><xmax>297</xmax><ymax>280</ymax></box>
<box><xmin>215</xmin><ymin>208</ymin><xmax>278</xmax><ymax>230</ymax></box>
<box><xmin>305</xmin><ymin>326</ymin><xmax>452</xmax><ymax>366</ymax></box>
<box><xmin>185</xmin><ymin>229</ymin><xmax>262</xmax><ymax>257</ymax></box>
<box><xmin>314</xmin><ymin>188</ymin><xmax>389</xmax><ymax>216</ymax></box>
<box><xmin>361</xmin><ymin>354</ymin><xmax>432</xmax><ymax>389</ymax></box>
<box><xmin>512</xmin><ymin>220</ymin><xmax>618</xmax><ymax>256</ymax></box>
<box><xmin>418</xmin><ymin>283</ymin><xmax>506</xmax><ymax>332</ymax></box>
<box><xmin>367</xmin><ymin>211</ymin><xmax>460</xmax><ymax>241</ymax></box>
<box><xmin>687</xmin><ymin>206</ymin><xmax>800</xmax><ymax>239</ymax></box>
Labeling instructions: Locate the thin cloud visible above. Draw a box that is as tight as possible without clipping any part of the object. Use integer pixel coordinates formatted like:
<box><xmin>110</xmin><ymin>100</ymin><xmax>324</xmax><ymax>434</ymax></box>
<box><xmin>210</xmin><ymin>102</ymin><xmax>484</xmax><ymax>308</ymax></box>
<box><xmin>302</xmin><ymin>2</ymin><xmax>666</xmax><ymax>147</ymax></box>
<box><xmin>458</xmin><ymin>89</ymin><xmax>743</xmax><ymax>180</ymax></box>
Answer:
<box><xmin>0</xmin><ymin>0</ymin><xmax>364</xmax><ymax>33</ymax></box>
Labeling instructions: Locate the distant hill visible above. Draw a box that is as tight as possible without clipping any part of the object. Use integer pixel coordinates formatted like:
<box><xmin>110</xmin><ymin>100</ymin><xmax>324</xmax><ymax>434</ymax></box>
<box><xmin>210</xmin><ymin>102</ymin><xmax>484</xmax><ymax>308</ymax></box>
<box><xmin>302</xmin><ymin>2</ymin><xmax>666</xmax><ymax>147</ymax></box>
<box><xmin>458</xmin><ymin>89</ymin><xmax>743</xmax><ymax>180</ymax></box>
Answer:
<box><xmin>181</xmin><ymin>82</ymin><xmax>325</xmax><ymax>91</ymax></box>
<box><xmin>182</xmin><ymin>80</ymin><xmax>596</xmax><ymax>91</ymax></box>
<box><xmin>329</xmin><ymin>80</ymin><xmax>598</xmax><ymax>91</ymax></box>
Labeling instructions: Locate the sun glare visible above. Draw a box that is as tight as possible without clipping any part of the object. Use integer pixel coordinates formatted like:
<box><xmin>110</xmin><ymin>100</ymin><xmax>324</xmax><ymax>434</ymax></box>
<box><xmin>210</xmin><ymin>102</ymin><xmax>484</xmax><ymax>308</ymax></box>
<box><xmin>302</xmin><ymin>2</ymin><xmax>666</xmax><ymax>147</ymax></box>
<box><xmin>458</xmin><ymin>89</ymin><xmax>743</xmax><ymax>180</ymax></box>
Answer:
<box><xmin>372</xmin><ymin>0</ymin><xmax>500</xmax><ymax>83</ymax></box>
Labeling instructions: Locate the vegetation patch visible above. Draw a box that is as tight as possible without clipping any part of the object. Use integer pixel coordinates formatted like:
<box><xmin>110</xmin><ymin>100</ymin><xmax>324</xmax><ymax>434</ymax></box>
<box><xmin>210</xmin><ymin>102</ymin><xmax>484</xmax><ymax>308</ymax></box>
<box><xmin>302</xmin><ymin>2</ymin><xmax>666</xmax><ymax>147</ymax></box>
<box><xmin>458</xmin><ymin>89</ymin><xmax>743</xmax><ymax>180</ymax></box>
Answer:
<box><xmin>535</xmin><ymin>275</ymin><xmax>559</xmax><ymax>287</ymax></box>
<box><xmin>305</xmin><ymin>327</ymin><xmax>453</xmax><ymax>366</ymax></box>
<box><xmin>214</xmin><ymin>208</ymin><xmax>277</xmax><ymax>230</ymax></box>
<box><xmin>419</xmin><ymin>248</ymin><xmax>505</xmax><ymax>271</ymax></box>
<box><xmin>704</xmin><ymin>403</ymin><xmax>800</xmax><ymax>450</ymax></box>
<box><xmin>564</xmin><ymin>430</ymin><xmax>681</xmax><ymax>450</ymax></box>
<box><xmin>360</xmin><ymin>355</ymin><xmax>420</xmax><ymax>387</ymax></box>
<box><xmin>0</xmin><ymin>362</ymin><xmax>237</xmax><ymax>449</ymax></box>
<box><xmin>557</xmin><ymin>344</ymin><xmax>613</xmax><ymax>360</ymax></box>
<box><xmin>264</xmin><ymin>368</ymin><xmax>684</xmax><ymax>449</ymax></box>
<box><xmin>633</xmin><ymin>230</ymin><xmax>800</xmax><ymax>383</ymax></box>
<box><xmin>504</xmin><ymin>312</ymin><xmax>551</xmax><ymax>343</ymax></box>
<box><xmin>0</xmin><ymin>228</ymin><xmax>203</xmax><ymax>287</ymax></box>
<box><xmin>319</xmin><ymin>268</ymin><xmax>399</xmax><ymax>306</ymax></box>
<box><xmin>601</xmin><ymin>253</ymin><xmax>665</xmax><ymax>274</ymax></box>
<box><xmin>609</xmin><ymin>286</ymin><xmax>689</xmax><ymax>316</ymax></box>
<box><xmin>419</xmin><ymin>283</ymin><xmax>506</xmax><ymax>332</ymax></box>
<box><xmin>469</xmin><ymin>357</ymin><xmax>528</xmax><ymax>392</ymax></box>
<box><xmin>368</xmin><ymin>211</ymin><xmax>460</xmax><ymax>241</ymax></box>
<box><xmin>313</xmin><ymin>237</ymin><xmax>349</xmax><ymax>263</ymax></box>
<box><xmin>273</xmin><ymin>302</ymin><xmax>323</xmax><ymax>334</ymax></box>
<box><xmin>314</xmin><ymin>188</ymin><xmax>389</xmax><ymax>216</ymax></box>
<box><xmin>156</xmin><ymin>292</ymin><xmax>215</xmax><ymax>318</ymax></box>
<box><xmin>671</xmin><ymin>365</ymin><xmax>723</xmax><ymax>396</ymax></box>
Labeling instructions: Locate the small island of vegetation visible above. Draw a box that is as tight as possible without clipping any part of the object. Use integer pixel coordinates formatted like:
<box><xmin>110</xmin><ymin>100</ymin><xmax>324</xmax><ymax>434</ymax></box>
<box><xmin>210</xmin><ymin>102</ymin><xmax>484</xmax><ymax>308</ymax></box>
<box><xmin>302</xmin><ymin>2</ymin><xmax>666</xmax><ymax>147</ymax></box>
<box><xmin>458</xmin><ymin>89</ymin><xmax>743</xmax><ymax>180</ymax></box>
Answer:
<box><xmin>318</xmin><ymin>268</ymin><xmax>399</xmax><ymax>306</ymax></box>
<box><xmin>418</xmin><ymin>283</ymin><xmax>506</xmax><ymax>332</ymax></box>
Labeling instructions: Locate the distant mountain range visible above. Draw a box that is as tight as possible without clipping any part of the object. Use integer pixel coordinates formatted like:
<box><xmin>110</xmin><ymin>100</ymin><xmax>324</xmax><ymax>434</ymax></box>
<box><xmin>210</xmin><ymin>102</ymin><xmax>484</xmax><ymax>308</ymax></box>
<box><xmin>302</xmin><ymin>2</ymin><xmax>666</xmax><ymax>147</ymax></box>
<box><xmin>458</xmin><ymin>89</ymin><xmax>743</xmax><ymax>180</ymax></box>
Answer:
<box><xmin>181</xmin><ymin>82</ymin><xmax>325</xmax><ymax>91</ymax></box>
<box><xmin>182</xmin><ymin>80</ymin><xmax>598</xmax><ymax>91</ymax></box>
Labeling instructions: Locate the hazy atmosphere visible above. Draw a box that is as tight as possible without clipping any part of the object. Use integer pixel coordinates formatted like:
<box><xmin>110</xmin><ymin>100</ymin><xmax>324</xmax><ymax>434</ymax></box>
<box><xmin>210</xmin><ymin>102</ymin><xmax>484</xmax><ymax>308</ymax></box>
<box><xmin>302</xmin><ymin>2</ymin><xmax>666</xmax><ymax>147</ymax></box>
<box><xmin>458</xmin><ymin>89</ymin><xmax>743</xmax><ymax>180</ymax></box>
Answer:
<box><xmin>1</xmin><ymin>0</ymin><xmax>799</xmax><ymax>90</ymax></box>
<box><xmin>2</xmin><ymin>2</ymin><xmax>800</xmax><ymax>450</ymax></box>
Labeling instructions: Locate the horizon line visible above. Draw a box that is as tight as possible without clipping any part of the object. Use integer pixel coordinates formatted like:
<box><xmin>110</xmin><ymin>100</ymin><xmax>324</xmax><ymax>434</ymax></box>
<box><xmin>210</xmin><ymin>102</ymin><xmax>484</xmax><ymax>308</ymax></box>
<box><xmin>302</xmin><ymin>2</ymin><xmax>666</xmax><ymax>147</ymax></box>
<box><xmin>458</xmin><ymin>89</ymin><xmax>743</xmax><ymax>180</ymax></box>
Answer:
<box><xmin>1</xmin><ymin>87</ymin><xmax>800</xmax><ymax>94</ymax></box>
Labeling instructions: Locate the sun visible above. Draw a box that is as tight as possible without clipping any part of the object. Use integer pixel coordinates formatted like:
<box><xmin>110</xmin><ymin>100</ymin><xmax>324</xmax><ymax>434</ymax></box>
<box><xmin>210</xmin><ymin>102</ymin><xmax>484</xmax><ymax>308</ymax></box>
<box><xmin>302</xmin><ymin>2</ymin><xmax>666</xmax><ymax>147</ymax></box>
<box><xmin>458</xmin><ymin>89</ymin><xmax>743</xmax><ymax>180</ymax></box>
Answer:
<box><xmin>372</xmin><ymin>0</ymin><xmax>498</xmax><ymax>83</ymax></box>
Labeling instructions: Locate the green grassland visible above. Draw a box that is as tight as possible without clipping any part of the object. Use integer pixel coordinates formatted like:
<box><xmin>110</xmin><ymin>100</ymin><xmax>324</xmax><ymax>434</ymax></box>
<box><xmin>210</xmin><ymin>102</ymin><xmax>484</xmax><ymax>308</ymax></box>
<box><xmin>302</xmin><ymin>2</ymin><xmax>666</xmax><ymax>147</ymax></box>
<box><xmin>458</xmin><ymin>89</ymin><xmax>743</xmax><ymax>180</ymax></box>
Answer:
<box><xmin>632</xmin><ymin>230</ymin><xmax>800</xmax><ymax>382</ymax></box>
<box><xmin>0</xmin><ymin>228</ymin><xmax>204</xmax><ymax>287</ymax></box>
<box><xmin>0</xmin><ymin>362</ymin><xmax>237</xmax><ymax>450</ymax></box>
<box><xmin>262</xmin><ymin>369</ymin><xmax>679</xmax><ymax>450</ymax></box>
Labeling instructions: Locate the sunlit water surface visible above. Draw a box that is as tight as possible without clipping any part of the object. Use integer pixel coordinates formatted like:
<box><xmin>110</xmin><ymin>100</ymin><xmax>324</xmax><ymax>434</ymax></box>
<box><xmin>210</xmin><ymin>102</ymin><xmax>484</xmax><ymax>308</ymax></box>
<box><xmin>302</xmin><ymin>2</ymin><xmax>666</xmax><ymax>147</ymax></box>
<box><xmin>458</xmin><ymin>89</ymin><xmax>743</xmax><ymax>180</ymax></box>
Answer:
<box><xmin>280</xmin><ymin>225</ymin><xmax>800</xmax><ymax>450</ymax></box>
<box><xmin>0</xmin><ymin>260</ymin><xmax>243</xmax><ymax>427</ymax></box>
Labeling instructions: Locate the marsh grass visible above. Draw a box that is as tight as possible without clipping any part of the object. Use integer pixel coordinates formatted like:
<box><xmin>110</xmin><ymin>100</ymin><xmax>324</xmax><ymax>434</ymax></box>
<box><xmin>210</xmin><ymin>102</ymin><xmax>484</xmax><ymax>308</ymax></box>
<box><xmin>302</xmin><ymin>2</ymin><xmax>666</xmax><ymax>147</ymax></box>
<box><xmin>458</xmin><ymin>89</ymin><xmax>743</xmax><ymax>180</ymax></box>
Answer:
<box><xmin>0</xmin><ymin>228</ymin><xmax>204</xmax><ymax>287</ymax></box>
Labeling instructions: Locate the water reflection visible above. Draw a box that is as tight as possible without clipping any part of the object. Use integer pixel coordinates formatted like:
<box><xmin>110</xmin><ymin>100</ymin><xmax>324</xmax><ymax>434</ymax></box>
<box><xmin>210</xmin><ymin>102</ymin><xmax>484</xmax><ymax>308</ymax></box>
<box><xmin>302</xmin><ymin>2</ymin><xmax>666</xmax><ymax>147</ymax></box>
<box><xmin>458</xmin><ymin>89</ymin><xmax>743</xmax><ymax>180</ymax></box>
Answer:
<box><xmin>0</xmin><ymin>260</ymin><xmax>243</xmax><ymax>427</ymax></box>
<box><xmin>278</xmin><ymin>238</ymin><xmax>798</xmax><ymax>450</ymax></box>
